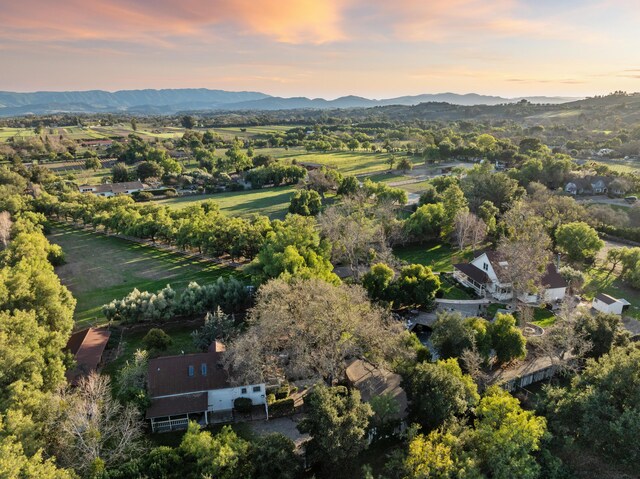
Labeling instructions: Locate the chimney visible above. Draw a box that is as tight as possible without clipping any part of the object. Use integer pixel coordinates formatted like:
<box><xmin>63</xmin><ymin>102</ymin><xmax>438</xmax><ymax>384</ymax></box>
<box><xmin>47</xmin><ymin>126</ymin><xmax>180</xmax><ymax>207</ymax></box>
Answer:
<box><xmin>557</xmin><ymin>253</ymin><xmax>561</xmax><ymax>270</ymax></box>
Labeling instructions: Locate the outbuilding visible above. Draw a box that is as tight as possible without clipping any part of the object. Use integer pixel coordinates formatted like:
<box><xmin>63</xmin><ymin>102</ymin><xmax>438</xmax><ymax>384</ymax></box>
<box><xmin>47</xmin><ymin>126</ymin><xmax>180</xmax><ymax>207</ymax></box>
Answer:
<box><xmin>592</xmin><ymin>293</ymin><xmax>630</xmax><ymax>315</ymax></box>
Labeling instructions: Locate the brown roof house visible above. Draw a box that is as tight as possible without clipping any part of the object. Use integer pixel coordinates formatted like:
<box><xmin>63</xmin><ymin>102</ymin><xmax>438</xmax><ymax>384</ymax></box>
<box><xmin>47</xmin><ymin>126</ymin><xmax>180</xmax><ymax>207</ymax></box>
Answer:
<box><xmin>65</xmin><ymin>327</ymin><xmax>111</xmax><ymax>385</ymax></box>
<box><xmin>453</xmin><ymin>250</ymin><xmax>567</xmax><ymax>304</ymax></box>
<box><xmin>346</xmin><ymin>359</ymin><xmax>408</xmax><ymax>437</ymax></box>
<box><xmin>146</xmin><ymin>341</ymin><xmax>268</xmax><ymax>433</ymax></box>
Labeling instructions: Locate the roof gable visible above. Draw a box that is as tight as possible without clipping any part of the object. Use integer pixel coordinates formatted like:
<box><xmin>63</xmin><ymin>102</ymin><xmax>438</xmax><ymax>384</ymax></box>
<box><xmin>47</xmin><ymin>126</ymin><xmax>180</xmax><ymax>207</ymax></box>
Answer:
<box><xmin>147</xmin><ymin>341</ymin><xmax>229</xmax><ymax>397</ymax></box>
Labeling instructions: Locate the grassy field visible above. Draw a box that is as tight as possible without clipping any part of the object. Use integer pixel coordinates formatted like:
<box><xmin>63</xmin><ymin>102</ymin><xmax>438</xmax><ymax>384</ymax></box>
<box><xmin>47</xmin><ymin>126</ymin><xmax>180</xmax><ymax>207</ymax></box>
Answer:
<box><xmin>49</xmin><ymin>224</ymin><xmax>242</xmax><ymax>327</ymax></box>
<box><xmin>393</xmin><ymin>243</ymin><xmax>473</xmax><ymax>272</ymax></box>
<box><xmin>366</xmin><ymin>172</ymin><xmax>413</xmax><ymax>183</ymax></box>
<box><xmin>156</xmin><ymin>185</ymin><xmax>297</xmax><ymax>218</ymax></box>
<box><xmin>270</xmin><ymin>149</ymin><xmax>423</xmax><ymax>176</ymax></box>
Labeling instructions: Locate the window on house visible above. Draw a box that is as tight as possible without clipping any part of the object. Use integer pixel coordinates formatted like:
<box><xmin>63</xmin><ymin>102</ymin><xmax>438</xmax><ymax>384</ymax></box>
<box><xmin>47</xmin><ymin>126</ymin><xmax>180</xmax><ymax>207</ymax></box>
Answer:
<box><xmin>483</xmin><ymin>263</ymin><xmax>488</xmax><ymax>271</ymax></box>
<box><xmin>201</xmin><ymin>363</ymin><xmax>207</xmax><ymax>376</ymax></box>
<box><xmin>188</xmin><ymin>365</ymin><xmax>194</xmax><ymax>377</ymax></box>
<box><xmin>252</xmin><ymin>386</ymin><xmax>261</xmax><ymax>393</ymax></box>
<box><xmin>241</xmin><ymin>387</ymin><xmax>247</xmax><ymax>394</ymax></box>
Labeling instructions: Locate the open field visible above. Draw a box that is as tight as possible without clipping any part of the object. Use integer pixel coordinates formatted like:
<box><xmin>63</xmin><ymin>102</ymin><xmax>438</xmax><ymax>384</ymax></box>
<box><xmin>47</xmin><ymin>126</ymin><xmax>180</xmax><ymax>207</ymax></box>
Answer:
<box><xmin>366</xmin><ymin>172</ymin><xmax>414</xmax><ymax>183</ymax></box>
<box><xmin>271</xmin><ymin>149</ymin><xmax>423</xmax><ymax>176</ymax></box>
<box><xmin>156</xmin><ymin>184</ymin><xmax>297</xmax><ymax>218</ymax></box>
<box><xmin>49</xmin><ymin>224</ymin><xmax>242</xmax><ymax>327</ymax></box>
<box><xmin>598</xmin><ymin>157</ymin><xmax>640</xmax><ymax>173</ymax></box>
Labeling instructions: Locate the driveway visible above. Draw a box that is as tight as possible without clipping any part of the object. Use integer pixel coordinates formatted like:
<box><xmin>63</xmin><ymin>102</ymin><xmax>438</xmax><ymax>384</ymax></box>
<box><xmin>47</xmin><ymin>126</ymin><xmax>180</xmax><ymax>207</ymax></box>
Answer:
<box><xmin>249</xmin><ymin>414</ymin><xmax>310</xmax><ymax>449</ymax></box>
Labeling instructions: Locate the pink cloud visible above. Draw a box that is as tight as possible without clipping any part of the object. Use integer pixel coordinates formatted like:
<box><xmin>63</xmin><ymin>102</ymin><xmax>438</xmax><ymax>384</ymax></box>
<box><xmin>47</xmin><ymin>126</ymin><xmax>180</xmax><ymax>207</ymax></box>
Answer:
<box><xmin>0</xmin><ymin>0</ymin><xmax>347</xmax><ymax>46</ymax></box>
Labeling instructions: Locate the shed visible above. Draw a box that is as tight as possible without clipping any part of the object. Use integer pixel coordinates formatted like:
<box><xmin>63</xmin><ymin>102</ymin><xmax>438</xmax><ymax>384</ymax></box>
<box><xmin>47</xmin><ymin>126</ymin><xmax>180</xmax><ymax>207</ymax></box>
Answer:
<box><xmin>592</xmin><ymin>293</ymin><xmax>630</xmax><ymax>315</ymax></box>
<box><xmin>65</xmin><ymin>327</ymin><xmax>111</xmax><ymax>385</ymax></box>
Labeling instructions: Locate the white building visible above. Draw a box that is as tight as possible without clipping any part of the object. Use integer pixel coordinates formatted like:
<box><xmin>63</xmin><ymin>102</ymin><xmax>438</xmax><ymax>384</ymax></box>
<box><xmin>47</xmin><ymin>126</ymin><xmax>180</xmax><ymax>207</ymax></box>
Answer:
<box><xmin>592</xmin><ymin>293</ymin><xmax>630</xmax><ymax>315</ymax></box>
<box><xmin>453</xmin><ymin>250</ymin><xmax>567</xmax><ymax>304</ymax></box>
<box><xmin>78</xmin><ymin>181</ymin><xmax>148</xmax><ymax>197</ymax></box>
<box><xmin>146</xmin><ymin>341</ymin><xmax>268</xmax><ymax>433</ymax></box>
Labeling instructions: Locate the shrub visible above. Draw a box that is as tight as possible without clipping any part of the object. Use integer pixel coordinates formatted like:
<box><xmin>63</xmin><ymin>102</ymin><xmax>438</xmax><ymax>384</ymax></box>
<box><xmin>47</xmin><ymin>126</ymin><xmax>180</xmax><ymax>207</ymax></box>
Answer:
<box><xmin>102</xmin><ymin>285</ymin><xmax>177</xmax><ymax>323</ymax></box>
<box><xmin>142</xmin><ymin>328</ymin><xmax>172</xmax><ymax>351</ymax></box>
<box><xmin>275</xmin><ymin>384</ymin><xmax>290</xmax><ymax>400</ymax></box>
<box><xmin>266</xmin><ymin>394</ymin><xmax>276</xmax><ymax>405</ymax></box>
<box><xmin>234</xmin><ymin>397</ymin><xmax>253</xmax><ymax>414</ymax></box>
<box><xmin>47</xmin><ymin>244</ymin><xmax>66</xmax><ymax>266</ymax></box>
<box><xmin>135</xmin><ymin>191</ymin><xmax>154</xmax><ymax>202</ymax></box>
<box><xmin>269</xmin><ymin>398</ymin><xmax>295</xmax><ymax>418</ymax></box>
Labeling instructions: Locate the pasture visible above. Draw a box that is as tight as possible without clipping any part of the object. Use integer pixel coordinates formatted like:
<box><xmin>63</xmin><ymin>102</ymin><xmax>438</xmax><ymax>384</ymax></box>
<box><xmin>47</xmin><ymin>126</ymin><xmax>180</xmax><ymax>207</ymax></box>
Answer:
<box><xmin>156</xmin><ymin>184</ymin><xmax>297</xmax><ymax>218</ymax></box>
<box><xmin>49</xmin><ymin>224</ymin><xmax>242</xmax><ymax>327</ymax></box>
<box><xmin>273</xmin><ymin>149</ymin><xmax>423</xmax><ymax>176</ymax></box>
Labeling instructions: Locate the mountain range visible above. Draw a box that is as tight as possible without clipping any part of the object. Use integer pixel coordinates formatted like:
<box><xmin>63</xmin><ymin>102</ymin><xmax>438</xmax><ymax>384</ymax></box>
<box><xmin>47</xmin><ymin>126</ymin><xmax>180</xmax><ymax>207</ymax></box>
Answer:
<box><xmin>0</xmin><ymin>88</ymin><xmax>581</xmax><ymax>116</ymax></box>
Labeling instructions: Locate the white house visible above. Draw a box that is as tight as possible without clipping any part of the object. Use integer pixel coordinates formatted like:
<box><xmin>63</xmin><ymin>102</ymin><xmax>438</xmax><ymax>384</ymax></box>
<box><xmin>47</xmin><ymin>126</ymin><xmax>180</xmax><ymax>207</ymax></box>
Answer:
<box><xmin>78</xmin><ymin>181</ymin><xmax>148</xmax><ymax>197</ymax></box>
<box><xmin>146</xmin><ymin>341</ymin><xmax>268</xmax><ymax>433</ymax></box>
<box><xmin>592</xmin><ymin>293</ymin><xmax>630</xmax><ymax>315</ymax></box>
<box><xmin>453</xmin><ymin>250</ymin><xmax>567</xmax><ymax>304</ymax></box>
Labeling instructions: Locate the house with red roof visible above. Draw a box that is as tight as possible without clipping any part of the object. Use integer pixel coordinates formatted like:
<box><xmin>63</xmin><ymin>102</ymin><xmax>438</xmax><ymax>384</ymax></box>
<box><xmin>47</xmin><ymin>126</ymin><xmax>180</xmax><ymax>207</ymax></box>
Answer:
<box><xmin>146</xmin><ymin>341</ymin><xmax>268</xmax><ymax>433</ymax></box>
<box><xmin>65</xmin><ymin>327</ymin><xmax>111</xmax><ymax>385</ymax></box>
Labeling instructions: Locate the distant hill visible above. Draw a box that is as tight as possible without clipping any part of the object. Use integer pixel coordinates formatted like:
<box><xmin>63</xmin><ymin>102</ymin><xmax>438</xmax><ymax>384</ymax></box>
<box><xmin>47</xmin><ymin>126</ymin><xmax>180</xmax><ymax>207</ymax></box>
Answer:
<box><xmin>0</xmin><ymin>88</ymin><xmax>580</xmax><ymax>116</ymax></box>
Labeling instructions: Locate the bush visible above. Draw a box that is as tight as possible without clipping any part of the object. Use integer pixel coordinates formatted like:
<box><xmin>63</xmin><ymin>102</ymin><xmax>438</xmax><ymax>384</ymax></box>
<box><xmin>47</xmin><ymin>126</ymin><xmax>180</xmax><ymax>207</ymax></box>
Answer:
<box><xmin>142</xmin><ymin>328</ymin><xmax>172</xmax><ymax>351</ymax></box>
<box><xmin>102</xmin><ymin>285</ymin><xmax>177</xmax><ymax>323</ymax></box>
<box><xmin>269</xmin><ymin>398</ymin><xmax>295</xmax><ymax>418</ymax></box>
<box><xmin>234</xmin><ymin>397</ymin><xmax>253</xmax><ymax>414</ymax></box>
<box><xmin>275</xmin><ymin>384</ymin><xmax>290</xmax><ymax>400</ymax></box>
<box><xmin>266</xmin><ymin>394</ymin><xmax>276</xmax><ymax>405</ymax></box>
<box><xmin>135</xmin><ymin>191</ymin><xmax>154</xmax><ymax>202</ymax></box>
<box><xmin>47</xmin><ymin>244</ymin><xmax>66</xmax><ymax>266</ymax></box>
<box><xmin>164</xmin><ymin>189</ymin><xmax>177</xmax><ymax>198</ymax></box>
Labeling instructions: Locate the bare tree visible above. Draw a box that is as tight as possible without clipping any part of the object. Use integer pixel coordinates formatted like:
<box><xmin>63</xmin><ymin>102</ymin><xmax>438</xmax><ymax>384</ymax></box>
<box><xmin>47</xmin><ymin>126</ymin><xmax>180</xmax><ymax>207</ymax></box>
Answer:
<box><xmin>536</xmin><ymin>302</ymin><xmax>592</xmax><ymax>375</ymax></box>
<box><xmin>453</xmin><ymin>211</ymin><xmax>487</xmax><ymax>251</ymax></box>
<box><xmin>224</xmin><ymin>278</ymin><xmax>406</xmax><ymax>385</ymax></box>
<box><xmin>460</xmin><ymin>347</ymin><xmax>488</xmax><ymax>391</ymax></box>
<box><xmin>0</xmin><ymin>211</ymin><xmax>12</xmax><ymax>249</ymax></box>
<box><xmin>55</xmin><ymin>373</ymin><xmax>144</xmax><ymax>476</ymax></box>
<box><xmin>497</xmin><ymin>205</ymin><xmax>552</xmax><ymax>303</ymax></box>
<box><xmin>319</xmin><ymin>198</ymin><xmax>397</xmax><ymax>278</ymax></box>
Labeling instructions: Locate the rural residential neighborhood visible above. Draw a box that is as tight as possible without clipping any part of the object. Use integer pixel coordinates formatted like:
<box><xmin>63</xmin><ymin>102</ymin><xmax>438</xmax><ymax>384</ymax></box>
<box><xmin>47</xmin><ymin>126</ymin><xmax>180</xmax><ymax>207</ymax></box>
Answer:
<box><xmin>2</xmin><ymin>1</ymin><xmax>640</xmax><ymax>479</ymax></box>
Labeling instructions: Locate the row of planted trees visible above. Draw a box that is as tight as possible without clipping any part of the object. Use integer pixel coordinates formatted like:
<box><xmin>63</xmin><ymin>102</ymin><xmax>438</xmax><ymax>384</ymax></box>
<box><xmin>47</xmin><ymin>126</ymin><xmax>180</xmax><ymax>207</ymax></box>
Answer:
<box><xmin>34</xmin><ymin>192</ymin><xmax>273</xmax><ymax>260</ymax></box>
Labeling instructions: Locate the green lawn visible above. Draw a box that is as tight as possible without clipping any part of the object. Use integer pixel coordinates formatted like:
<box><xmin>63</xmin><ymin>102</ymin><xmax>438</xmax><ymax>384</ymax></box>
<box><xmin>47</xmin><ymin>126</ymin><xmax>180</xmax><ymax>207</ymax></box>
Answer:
<box><xmin>583</xmin><ymin>265</ymin><xmax>640</xmax><ymax>319</ymax></box>
<box><xmin>269</xmin><ymin>149</ymin><xmax>423</xmax><ymax>176</ymax></box>
<box><xmin>399</xmin><ymin>180</ymin><xmax>435</xmax><ymax>194</ymax></box>
<box><xmin>486</xmin><ymin>303</ymin><xmax>508</xmax><ymax>318</ymax></box>
<box><xmin>49</xmin><ymin>224</ymin><xmax>243</xmax><ymax>328</ymax></box>
<box><xmin>439</xmin><ymin>275</ymin><xmax>474</xmax><ymax>300</ymax></box>
<box><xmin>156</xmin><ymin>185</ymin><xmax>297</xmax><ymax>218</ymax></box>
<box><xmin>393</xmin><ymin>243</ymin><xmax>472</xmax><ymax>273</ymax></box>
<box><xmin>367</xmin><ymin>172</ymin><xmax>413</xmax><ymax>183</ymax></box>
<box><xmin>531</xmin><ymin>307</ymin><xmax>556</xmax><ymax>327</ymax></box>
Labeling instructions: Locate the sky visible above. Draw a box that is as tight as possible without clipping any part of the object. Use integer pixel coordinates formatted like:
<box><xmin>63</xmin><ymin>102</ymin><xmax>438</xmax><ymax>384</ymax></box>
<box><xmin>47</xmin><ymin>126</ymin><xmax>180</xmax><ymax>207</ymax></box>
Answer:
<box><xmin>1</xmin><ymin>0</ymin><xmax>639</xmax><ymax>98</ymax></box>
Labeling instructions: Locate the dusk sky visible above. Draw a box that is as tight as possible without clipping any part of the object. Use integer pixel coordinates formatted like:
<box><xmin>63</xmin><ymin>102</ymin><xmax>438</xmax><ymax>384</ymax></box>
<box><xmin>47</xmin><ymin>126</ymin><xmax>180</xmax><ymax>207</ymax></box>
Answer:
<box><xmin>1</xmin><ymin>0</ymin><xmax>639</xmax><ymax>98</ymax></box>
